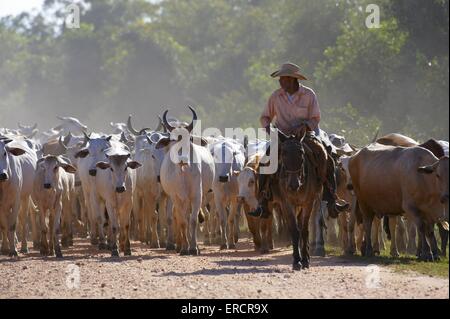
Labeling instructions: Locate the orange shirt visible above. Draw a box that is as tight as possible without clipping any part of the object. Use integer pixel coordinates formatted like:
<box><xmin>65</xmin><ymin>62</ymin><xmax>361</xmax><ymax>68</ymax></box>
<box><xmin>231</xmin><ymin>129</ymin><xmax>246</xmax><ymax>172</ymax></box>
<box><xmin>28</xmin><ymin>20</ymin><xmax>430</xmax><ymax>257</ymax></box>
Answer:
<box><xmin>260</xmin><ymin>85</ymin><xmax>321</xmax><ymax>134</ymax></box>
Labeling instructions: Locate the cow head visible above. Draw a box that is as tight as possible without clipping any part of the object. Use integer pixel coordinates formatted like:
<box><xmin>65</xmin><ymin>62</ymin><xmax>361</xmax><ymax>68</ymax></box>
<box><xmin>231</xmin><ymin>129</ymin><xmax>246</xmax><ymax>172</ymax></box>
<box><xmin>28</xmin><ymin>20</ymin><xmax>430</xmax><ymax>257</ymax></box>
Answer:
<box><xmin>418</xmin><ymin>156</ymin><xmax>449</xmax><ymax>207</ymax></box>
<box><xmin>211</xmin><ymin>141</ymin><xmax>245</xmax><ymax>183</ymax></box>
<box><xmin>0</xmin><ymin>139</ymin><xmax>27</xmax><ymax>182</ymax></box>
<box><xmin>236</xmin><ymin>167</ymin><xmax>259</xmax><ymax>211</ymax></box>
<box><xmin>75</xmin><ymin>134</ymin><xmax>113</xmax><ymax>177</ymax></box>
<box><xmin>37</xmin><ymin>156</ymin><xmax>76</xmax><ymax>189</ymax></box>
<box><xmin>96</xmin><ymin>150</ymin><xmax>141</xmax><ymax>193</ymax></box>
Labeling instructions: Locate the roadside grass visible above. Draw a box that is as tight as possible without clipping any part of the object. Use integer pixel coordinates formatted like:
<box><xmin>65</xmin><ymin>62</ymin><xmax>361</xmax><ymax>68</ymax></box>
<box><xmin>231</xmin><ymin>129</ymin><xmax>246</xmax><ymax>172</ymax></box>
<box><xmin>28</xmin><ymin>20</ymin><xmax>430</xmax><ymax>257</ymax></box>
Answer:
<box><xmin>325</xmin><ymin>243</ymin><xmax>449</xmax><ymax>278</ymax></box>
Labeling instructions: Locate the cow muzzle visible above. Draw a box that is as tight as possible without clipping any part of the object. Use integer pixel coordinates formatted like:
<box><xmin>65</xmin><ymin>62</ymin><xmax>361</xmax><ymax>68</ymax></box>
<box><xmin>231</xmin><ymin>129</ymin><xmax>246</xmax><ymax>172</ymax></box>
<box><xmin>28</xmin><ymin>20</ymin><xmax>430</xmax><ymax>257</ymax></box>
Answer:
<box><xmin>89</xmin><ymin>169</ymin><xmax>97</xmax><ymax>176</ymax></box>
<box><xmin>0</xmin><ymin>172</ymin><xmax>8</xmax><ymax>181</ymax></box>
<box><xmin>44</xmin><ymin>183</ymin><xmax>52</xmax><ymax>189</ymax></box>
<box><xmin>116</xmin><ymin>186</ymin><xmax>126</xmax><ymax>193</ymax></box>
<box><xmin>219</xmin><ymin>175</ymin><xmax>230</xmax><ymax>183</ymax></box>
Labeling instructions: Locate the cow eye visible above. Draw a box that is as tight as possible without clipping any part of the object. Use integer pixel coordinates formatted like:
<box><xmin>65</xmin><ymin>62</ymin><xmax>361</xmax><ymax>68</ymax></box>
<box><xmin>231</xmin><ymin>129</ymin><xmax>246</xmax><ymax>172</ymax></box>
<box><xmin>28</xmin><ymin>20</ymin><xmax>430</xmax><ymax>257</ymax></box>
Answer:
<box><xmin>436</xmin><ymin>174</ymin><xmax>440</xmax><ymax>179</ymax></box>
<box><xmin>53</xmin><ymin>167</ymin><xmax>58</xmax><ymax>172</ymax></box>
<box><xmin>124</xmin><ymin>167</ymin><xmax>128</xmax><ymax>171</ymax></box>
<box><xmin>110</xmin><ymin>168</ymin><xmax>114</xmax><ymax>172</ymax></box>
<box><xmin>3</xmin><ymin>152</ymin><xmax>5</xmax><ymax>156</ymax></box>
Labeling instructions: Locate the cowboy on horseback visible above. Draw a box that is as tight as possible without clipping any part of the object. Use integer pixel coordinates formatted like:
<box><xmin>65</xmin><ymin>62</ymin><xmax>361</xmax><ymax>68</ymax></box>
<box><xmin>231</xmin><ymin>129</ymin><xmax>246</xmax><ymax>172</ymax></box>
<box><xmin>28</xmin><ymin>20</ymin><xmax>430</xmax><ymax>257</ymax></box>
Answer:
<box><xmin>248</xmin><ymin>62</ymin><xmax>349</xmax><ymax>219</ymax></box>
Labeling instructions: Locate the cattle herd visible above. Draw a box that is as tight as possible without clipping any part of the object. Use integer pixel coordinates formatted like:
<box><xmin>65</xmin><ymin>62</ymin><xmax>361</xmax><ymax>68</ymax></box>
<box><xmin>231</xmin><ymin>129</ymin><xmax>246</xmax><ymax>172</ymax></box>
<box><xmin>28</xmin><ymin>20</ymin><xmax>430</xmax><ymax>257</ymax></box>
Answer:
<box><xmin>0</xmin><ymin>108</ymin><xmax>448</xmax><ymax>271</ymax></box>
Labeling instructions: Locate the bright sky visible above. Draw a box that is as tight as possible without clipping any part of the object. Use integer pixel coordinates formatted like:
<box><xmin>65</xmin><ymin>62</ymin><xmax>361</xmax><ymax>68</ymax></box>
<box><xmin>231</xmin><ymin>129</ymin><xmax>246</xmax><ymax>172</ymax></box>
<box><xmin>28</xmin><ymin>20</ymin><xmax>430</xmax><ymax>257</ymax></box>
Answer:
<box><xmin>0</xmin><ymin>0</ymin><xmax>45</xmax><ymax>17</ymax></box>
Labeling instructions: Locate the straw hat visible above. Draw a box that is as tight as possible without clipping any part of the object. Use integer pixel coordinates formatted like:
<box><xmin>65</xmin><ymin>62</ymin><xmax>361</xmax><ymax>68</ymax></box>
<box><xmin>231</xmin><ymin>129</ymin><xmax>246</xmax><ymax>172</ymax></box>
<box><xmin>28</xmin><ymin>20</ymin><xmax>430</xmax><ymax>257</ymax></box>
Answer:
<box><xmin>270</xmin><ymin>62</ymin><xmax>307</xmax><ymax>80</ymax></box>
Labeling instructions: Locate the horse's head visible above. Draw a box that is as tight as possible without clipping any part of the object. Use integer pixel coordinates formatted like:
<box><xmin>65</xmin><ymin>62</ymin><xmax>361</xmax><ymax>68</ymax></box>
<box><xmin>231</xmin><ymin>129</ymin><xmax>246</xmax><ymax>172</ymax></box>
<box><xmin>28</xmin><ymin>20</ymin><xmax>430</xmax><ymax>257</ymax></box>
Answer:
<box><xmin>279</xmin><ymin>130</ymin><xmax>306</xmax><ymax>192</ymax></box>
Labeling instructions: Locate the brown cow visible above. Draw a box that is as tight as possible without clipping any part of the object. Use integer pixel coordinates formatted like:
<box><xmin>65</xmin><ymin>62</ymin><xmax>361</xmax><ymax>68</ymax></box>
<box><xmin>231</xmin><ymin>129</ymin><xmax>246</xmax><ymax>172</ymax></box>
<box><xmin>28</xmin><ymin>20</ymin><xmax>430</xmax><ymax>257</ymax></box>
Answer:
<box><xmin>349</xmin><ymin>143</ymin><xmax>448</xmax><ymax>261</ymax></box>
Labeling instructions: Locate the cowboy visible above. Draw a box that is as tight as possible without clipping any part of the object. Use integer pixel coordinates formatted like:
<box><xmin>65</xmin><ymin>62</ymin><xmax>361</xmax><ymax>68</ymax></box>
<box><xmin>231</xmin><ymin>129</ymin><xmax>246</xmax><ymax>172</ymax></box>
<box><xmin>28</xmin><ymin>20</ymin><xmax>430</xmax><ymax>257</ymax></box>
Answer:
<box><xmin>248</xmin><ymin>62</ymin><xmax>348</xmax><ymax>218</ymax></box>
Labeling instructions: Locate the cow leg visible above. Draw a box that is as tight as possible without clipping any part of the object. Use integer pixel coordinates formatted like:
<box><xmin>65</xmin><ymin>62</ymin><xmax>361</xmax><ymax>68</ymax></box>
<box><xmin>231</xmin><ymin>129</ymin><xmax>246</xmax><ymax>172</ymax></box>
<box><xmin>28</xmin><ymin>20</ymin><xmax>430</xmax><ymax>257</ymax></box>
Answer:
<box><xmin>85</xmin><ymin>189</ymin><xmax>98</xmax><ymax>245</ymax></box>
<box><xmin>371</xmin><ymin>217</ymin><xmax>381</xmax><ymax>255</ymax></box>
<box><xmin>215</xmin><ymin>195</ymin><xmax>229</xmax><ymax>250</ymax></box>
<box><xmin>188</xmin><ymin>197</ymin><xmax>202</xmax><ymax>255</ymax></box>
<box><xmin>260</xmin><ymin>216</ymin><xmax>271</xmax><ymax>254</ymax></box>
<box><xmin>7</xmin><ymin>201</ymin><xmax>21</xmax><ymax>257</ymax></box>
<box><xmin>281</xmin><ymin>201</ymin><xmax>301</xmax><ymax>270</ymax></box>
<box><xmin>396</xmin><ymin>217</ymin><xmax>407</xmax><ymax>254</ymax></box>
<box><xmin>146</xmin><ymin>196</ymin><xmax>160</xmax><ymax>248</ymax></box>
<box><xmin>165</xmin><ymin>198</ymin><xmax>176</xmax><ymax>251</ymax></box>
<box><xmin>338</xmin><ymin>212</ymin><xmax>349</xmax><ymax>254</ymax></box>
<box><xmin>158</xmin><ymin>195</ymin><xmax>168</xmax><ymax>247</ymax></box>
<box><xmin>61</xmin><ymin>198</ymin><xmax>72</xmax><ymax>248</ymax></box>
<box><xmin>38</xmin><ymin>206</ymin><xmax>49</xmax><ymax>256</ymax></box>
<box><xmin>226</xmin><ymin>200</ymin><xmax>238</xmax><ymax>249</ymax></box>
<box><xmin>105</xmin><ymin>202</ymin><xmax>119</xmax><ymax>257</ymax></box>
<box><xmin>18</xmin><ymin>198</ymin><xmax>30</xmax><ymax>254</ymax></box>
<box><xmin>52</xmin><ymin>201</ymin><xmax>63</xmax><ymax>258</ymax></box>
<box><xmin>0</xmin><ymin>213</ymin><xmax>10</xmax><ymax>255</ymax></box>
<box><xmin>311</xmin><ymin>200</ymin><xmax>325</xmax><ymax>256</ymax></box>
<box><xmin>326</xmin><ymin>215</ymin><xmax>338</xmax><ymax>246</ymax></box>
<box><xmin>360</xmin><ymin>204</ymin><xmax>374</xmax><ymax>257</ymax></box>
<box><xmin>406</xmin><ymin>219</ymin><xmax>417</xmax><ymax>255</ymax></box>
<box><xmin>119</xmin><ymin>205</ymin><xmax>132</xmax><ymax>256</ymax></box>
<box><xmin>29</xmin><ymin>201</ymin><xmax>41</xmax><ymax>250</ymax></box>
<box><xmin>234</xmin><ymin>206</ymin><xmax>240</xmax><ymax>245</ymax></box>
<box><xmin>177</xmin><ymin>203</ymin><xmax>189</xmax><ymax>255</ymax></box>
<box><xmin>389</xmin><ymin>216</ymin><xmax>400</xmax><ymax>257</ymax></box>
<box><xmin>90</xmin><ymin>196</ymin><xmax>107</xmax><ymax>250</ymax></box>
<box><xmin>438</xmin><ymin>223</ymin><xmax>448</xmax><ymax>257</ymax></box>
<box><xmin>135</xmin><ymin>193</ymin><xmax>146</xmax><ymax>243</ymax></box>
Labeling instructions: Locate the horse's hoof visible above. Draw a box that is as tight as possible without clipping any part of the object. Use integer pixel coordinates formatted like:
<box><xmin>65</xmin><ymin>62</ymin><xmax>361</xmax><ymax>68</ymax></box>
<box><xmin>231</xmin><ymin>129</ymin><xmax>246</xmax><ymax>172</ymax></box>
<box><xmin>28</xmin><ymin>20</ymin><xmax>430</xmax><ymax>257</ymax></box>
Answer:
<box><xmin>166</xmin><ymin>244</ymin><xmax>176</xmax><ymax>251</ymax></box>
<box><xmin>55</xmin><ymin>250</ymin><xmax>63</xmax><ymax>258</ymax></box>
<box><xmin>124</xmin><ymin>250</ymin><xmax>132</xmax><ymax>256</ymax></box>
<box><xmin>111</xmin><ymin>249</ymin><xmax>119</xmax><ymax>257</ymax></box>
<box><xmin>292</xmin><ymin>262</ymin><xmax>302</xmax><ymax>271</ymax></box>
<box><xmin>228</xmin><ymin>243</ymin><xmax>236</xmax><ymax>250</ymax></box>
<box><xmin>220</xmin><ymin>244</ymin><xmax>228</xmax><ymax>250</ymax></box>
<box><xmin>180</xmin><ymin>249</ymin><xmax>189</xmax><ymax>256</ymax></box>
<box><xmin>189</xmin><ymin>248</ymin><xmax>200</xmax><ymax>256</ymax></box>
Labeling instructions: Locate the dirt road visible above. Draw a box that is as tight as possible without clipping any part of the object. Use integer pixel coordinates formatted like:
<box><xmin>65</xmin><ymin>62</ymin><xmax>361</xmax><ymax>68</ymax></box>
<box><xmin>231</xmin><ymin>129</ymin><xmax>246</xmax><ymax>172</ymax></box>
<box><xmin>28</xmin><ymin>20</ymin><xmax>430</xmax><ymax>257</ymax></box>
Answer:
<box><xmin>0</xmin><ymin>238</ymin><xmax>448</xmax><ymax>299</ymax></box>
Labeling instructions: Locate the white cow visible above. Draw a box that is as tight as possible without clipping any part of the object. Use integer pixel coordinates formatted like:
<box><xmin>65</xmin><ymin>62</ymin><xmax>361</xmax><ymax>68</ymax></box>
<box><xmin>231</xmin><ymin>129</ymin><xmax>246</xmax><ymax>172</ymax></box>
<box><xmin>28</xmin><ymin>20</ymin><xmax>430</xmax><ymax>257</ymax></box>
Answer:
<box><xmin>32</xmin><ymin>155</ymin><xmax>76</xmax><ymax>257</ymax></box>
<box><xmin>0</xmin><ymin>138</ymin><xmax>37</xmax><ymax>256</ymax></box>
<box><xmin>75</xmin><ymin>134</ymin><xmax>113</xmax><ymax>249</ymax></box>
<box><xmin>157</xmin><ymin>107</ymin><xmax>215</xmax><ymax>255</ymax></box>
<box><xmin>209</xmin><ymin>138</ymin><xmax>245</xmax><ymax>249</ymax></box>
<box><xmin>94</xmin><ymin>141</ymin><xmax>141</xmax><ymax>256</ymax></box>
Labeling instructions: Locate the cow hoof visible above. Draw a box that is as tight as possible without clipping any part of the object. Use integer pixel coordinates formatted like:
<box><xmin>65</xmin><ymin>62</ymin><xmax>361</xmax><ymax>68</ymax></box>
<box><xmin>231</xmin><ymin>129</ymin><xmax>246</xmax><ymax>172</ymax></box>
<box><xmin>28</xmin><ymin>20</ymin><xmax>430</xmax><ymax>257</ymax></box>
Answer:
<box><xmin>40</xmin><ymin>248</ymin><xmax>49</xmax><ymax>256</ymax></box>
<box><xmin>124</xmin><ymin>250</ymin><xmax>132</xmax><ymax>256</ymax></box>
<box><xmin>189</xmin><ymin>248</ymin><xmax>200</xmax><ymax>256</ymax></box>
<box><xmin>220</xmin><ymin>244</ymin><xmax>228</xmax><ymax>250</ymax></box>
<box><xmin>292</xmin><ymin>262</ymin><xmax>302</xmax><ymax>271</ymax></box>
<box><xmin>390</xmin><ymin>251</ymin><xmax>400</xmax><ymax>258</ymax></box>
<box><xmin>20</xmin><ymin>247</ymin><xmax>29</xmax><ymax>254</ymax></box>
<box><xmin>344</xmin><ymin>249</ymin><xmax>355</xmax><ymax>256</ymax></box>
<box><xmin>55</xmin><ymin>250</ymin><xmax>63</xmax><ymax>258</ymax></box>
<box><xmin>228</xmin><ymin>243</ymin><xmax>236</xmax><ymax>250</ymax></box>
<box><xmin>180</xmin><ymin>249</ymin><xmax>189</xmax><ymax>256</ymax></box>
<box><xmin>98</xmin><ymin>243</ymin><xmax>108</xmax><ymax>250</ymax></box>
<box><xmin>33</xmin><ymin>242</ymin><xmax>41</xmax><ymax>250</ymax></box>
<box><xmin>111</xmin><ymin>249</ymin><xmax>119</xmax><ymax>257</ymax></box>
<box><xmin>90</xmin><ymin>238</ymin><xmax>99</xmax><ymax>246</ymax></box>
<box><xmin>302</xmin><ymin>262</ymin><xmax>310</xmax><ymax>269</ymax></box>
<box><xmin>166</xmin><ymin>244</ymin><xmax>176</xmax><ymax>251</ymax></box>
<box><xmin>260</xmin><ymin>248</ymin><xmax>269</xmax><ymax>254</ymax></box>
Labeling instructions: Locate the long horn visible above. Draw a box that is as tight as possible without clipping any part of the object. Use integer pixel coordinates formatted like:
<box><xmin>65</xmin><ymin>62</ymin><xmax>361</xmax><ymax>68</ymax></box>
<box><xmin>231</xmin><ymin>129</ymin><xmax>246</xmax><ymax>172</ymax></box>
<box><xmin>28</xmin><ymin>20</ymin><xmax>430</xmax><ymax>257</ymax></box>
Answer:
<box><xmin>162</xmin><ymin>110</ymin><xmax>176</xmax><ymax>132</ymax></box>
<box><xmin>63</xmin><ymin>132</ymin><xmax>72</xmax><ymax>146</ymax></box>
<box><xmin>139</xmin><ymin>128</ymin><xmax>152</xmax><ymax>135</ymax></box>
<box><xmin>82</xmin><ymin>131</ymin><xmax>91</xmax><ymax>146</ymax></box>
<box><xmin>156</xmin><ymin>116</ymin><xmax>164</xmax><ymax>132</ymax></box>
<box><xmin>57</xmin><ymin>116</ymin><xmax>67</xmax><ymax>121</ymax></box>
<box><xmin>127</xmin><ymin>115</ymin><xmax>140</xmax><ymax>136</ymax></box>
<box><xmin>186</xmin><ymin>106</ymin><xmax>198</xmax><ymax>133</ymax></box>
<box><xmin>371</xmin><ymin>128</ymin><xmax>380</xmax><ymax>143</ymax></box>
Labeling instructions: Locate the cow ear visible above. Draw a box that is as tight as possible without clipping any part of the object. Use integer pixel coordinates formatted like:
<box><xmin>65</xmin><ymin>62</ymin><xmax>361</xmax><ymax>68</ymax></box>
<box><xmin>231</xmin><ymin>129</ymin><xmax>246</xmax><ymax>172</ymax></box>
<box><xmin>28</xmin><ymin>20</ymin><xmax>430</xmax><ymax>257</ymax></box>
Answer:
<box><xmin>127</xmin><ymin>161</ymin><xmax>142</xmax><ymax>169</ymax></box>
<box><xmin>106</xmin><ymin>135</ymin><xmax>113</xmax><ymax>142</ymax></box>
<box><xmin>96</xmin><ymin>162</ymin><xmax>110</xmax><ymax>170</ymax></box>
<box><xmin>7</xmin><ymin>147</ymin><xmax>26</xmax><ymax>156</ymax></box>
<box><xmin>155</xmin><ymin>138</ymin><xmax>171</xmax><ymax>149</ymax></box>
<box><xmin>417</xmin><ymin>165</ymin><xmax>434</xmax><ymax>174</ymax></box>
<box><xmin>59</xmin><ymin>163</ymin><xmax>77</xmax><ymax>174</ymax></box>
<box><xmin>75</xmin><ymin>149</ymin><xmax>89</xmax><ymax>158</ymax></box>
<box><xmin>233</xmin><ymin>170</ymin><xmax>240</xmax><ymax>176</ymax></box>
